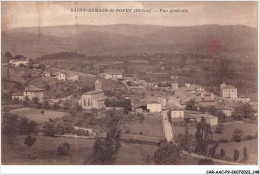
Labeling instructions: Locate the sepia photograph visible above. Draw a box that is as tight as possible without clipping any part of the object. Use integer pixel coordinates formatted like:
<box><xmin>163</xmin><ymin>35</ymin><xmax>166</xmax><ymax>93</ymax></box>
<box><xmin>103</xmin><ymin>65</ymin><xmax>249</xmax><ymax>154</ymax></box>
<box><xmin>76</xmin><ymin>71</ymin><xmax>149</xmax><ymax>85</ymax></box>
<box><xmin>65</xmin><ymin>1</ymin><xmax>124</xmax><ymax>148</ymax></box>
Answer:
<box><xmin>1</xmin><ymin>1</ymin><xmax>258</xmax><ymax>169</ymax></box>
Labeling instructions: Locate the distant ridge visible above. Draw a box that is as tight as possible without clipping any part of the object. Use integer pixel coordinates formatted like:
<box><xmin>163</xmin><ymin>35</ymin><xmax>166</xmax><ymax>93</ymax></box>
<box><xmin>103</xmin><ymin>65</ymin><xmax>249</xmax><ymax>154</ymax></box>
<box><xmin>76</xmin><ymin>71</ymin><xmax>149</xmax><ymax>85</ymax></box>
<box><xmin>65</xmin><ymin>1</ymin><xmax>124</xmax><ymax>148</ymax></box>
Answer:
<box><xmin>2</xmin><ymin>24</ymin><xmax>257</xmax><ymax>58</ymax></box>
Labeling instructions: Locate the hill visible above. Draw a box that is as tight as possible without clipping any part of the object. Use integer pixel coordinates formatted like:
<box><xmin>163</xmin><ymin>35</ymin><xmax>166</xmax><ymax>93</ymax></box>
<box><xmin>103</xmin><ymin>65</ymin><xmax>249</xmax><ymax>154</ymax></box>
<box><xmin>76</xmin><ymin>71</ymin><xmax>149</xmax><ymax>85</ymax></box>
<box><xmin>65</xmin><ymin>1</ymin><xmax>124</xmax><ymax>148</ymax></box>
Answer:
<box><xmin>2</xmin><ymin>24</ymin><xmax>257</xmax><ymax>58</ymax></box>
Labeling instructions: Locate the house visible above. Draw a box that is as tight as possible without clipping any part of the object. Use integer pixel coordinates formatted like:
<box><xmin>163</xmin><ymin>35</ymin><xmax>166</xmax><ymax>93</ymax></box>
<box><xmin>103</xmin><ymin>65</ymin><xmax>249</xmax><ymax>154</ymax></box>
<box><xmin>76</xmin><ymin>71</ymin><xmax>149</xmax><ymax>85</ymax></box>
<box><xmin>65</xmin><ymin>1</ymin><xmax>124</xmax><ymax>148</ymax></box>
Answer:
<box><xmin>237</xmin><ymin>96</ymin><xmax>250</xmax><ymax>103</ymax></box>
<box><xmin>9</xmin><ymin>58</ymin><xmax>30</xmax><ymax>67</ymax></box>
<box><xmin>132</xmin><ymin>101</ymin><xmax>147</xmax><ymax>114</ymax></box>
<box><xmin>195</xmin><ymin>86</ymin><xmax>204</xmax><ymax>92</ymax></box>
<box><xmin>147</xmin><ymin>101</ymin><xmax>162</xmax><ymax>113</ymax></box>
<box><xmin>220</xmin><ymin>82</ymin><xmax>237</xmax><ymax>100</ymax></box>
<box><xmin>171</xmin><ymin>82</ymin><xmax>179</xmax><ymax>89</ymax></box>
<box><xmin>73</xmin><ymin>126</ymin><xmax>93</xmax><ymax>134</ymax></box>
<box><xmin>216</xmin><ymin>105</ymin><xmax>233</xmax><ymax>117</ymax></box>
<box><xmin>201</xmin><ymin>91</ymin><xmax>215</xmax><ymax>102</ymax></box>
<box><xmin>67</xmin><ymin>73</ymin><xmax>79</xmax><ymax>81</ymax></box>
<box><xmin>154</xmin><ymin>96</ymin><xmax>167</xmax><ymax>107</ymax></box>
<box><xmin>104</xmin><ymin>72</ymin><xmax>123</xmax><ymax>80</ymax></box>
<box><xmin>24</xmin><ymin>85</ymin><xmax>44</xmax><ymax>102</ymax></box>
<box><xmin>185</xmin><ymin>83</ymin><xmax>191</xmax><ymax>88</ymax></box>
<box><xmin>145</xmin><ymin>80</ymin><xmax>158</xmax><ymax>88</ymax></box>
<box><xmin>12</xmin><ymin>92</ymin><xmax>24</xmax><ymax>101</ymax></box>
<box><xmin>170</xmin><ymin>105</ymin><xmax>184</xmax><ymax>122</ymax></box>
<box><xmin>54</xmin><ymin>72</ymin><xmax>67</xmax><ymax>81</ymax></box>
<box><xmin>43</xmin><ymin>72</ymin><xmax>51</xmax><ymax>77</ymax></box>
<box><xmin>79</xmin><ymin>77</ymin><xmax>106</xmax><ymax>110</ymax></box>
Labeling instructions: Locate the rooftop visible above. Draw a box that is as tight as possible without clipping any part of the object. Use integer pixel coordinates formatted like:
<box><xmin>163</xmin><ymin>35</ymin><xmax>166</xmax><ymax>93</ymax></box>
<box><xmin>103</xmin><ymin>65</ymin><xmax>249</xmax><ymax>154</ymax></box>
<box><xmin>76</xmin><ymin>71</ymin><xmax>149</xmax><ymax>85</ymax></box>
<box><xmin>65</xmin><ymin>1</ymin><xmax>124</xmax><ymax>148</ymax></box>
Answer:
<box><xmin>12</xmin><ymin>92</ymin><xmax>23</xmax><ymax>96</ymax></box>
<box><xmin>82</xmin><ymin>89</ymin><xmax>103</xmax><ymax>95</ymax></box>
<box><xmin>147</xmin><ymin>100</ymin><xmax>161</xmax><ymax>104</ymax></box>
<box><xmin>170</xmin><ymin>105</ymin><xmax>183</xmax><ymax>111</ymax></box>
<box><xmin>221</xmin><ymin>85</ymin><xmax>237</xmax><ymax>89</ymax></box>
<box><xmin>106</xmin><ymin>71</ymin><xmax>123</xmax><ymax>75</ymax></box>
<box><xmin>25</xmin><ymin>85</ymin><xmax>44</xmax><ymax>92</ymax></box>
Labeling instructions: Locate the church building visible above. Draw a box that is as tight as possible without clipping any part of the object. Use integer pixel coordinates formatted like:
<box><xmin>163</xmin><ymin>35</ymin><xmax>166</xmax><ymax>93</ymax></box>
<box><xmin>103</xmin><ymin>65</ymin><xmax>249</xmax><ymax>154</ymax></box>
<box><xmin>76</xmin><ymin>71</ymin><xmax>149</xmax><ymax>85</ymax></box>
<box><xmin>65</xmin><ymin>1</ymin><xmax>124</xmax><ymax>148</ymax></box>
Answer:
<box><xmin>79</xmin><ymin>76</ymin><xmax>106</xmax><ymax>110</ymax></box>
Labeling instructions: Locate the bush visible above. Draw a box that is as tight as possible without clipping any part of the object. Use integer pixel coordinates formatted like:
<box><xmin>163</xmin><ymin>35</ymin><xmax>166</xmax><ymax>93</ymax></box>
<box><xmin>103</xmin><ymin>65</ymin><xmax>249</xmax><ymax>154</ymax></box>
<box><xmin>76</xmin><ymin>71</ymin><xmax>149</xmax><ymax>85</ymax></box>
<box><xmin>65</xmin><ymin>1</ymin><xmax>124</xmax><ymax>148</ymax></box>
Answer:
<box><xmin>232</xmin><ymin>129</ymin><xmax>243</xmax><ymax>142</ymax></box>
<box><xmin>220</xmin><ymin>148</ymin><xmax>225</xmax><ymax>159</ymax></box>
<box><xmin>139</xmin><ymin>132</ymin><xmax>143</xmax><ymax>135</ymax></box>
<box><xmin>32</xmin><ymin>97</ymin><xmax>39</xmax><ymax>104</ymax></box>
<box><xmin>198</xmin><ymin>159</ymin><xmax>214</xmax><ymax>165</ymax></box>
<box><xmin>215</xmin><ymin>123</ymin><xmax>224</xmax><ymax>134</ymax></box>
<box><xmin>43</xmin><ymin>100</ymin><xmax>50</xmax><ymax>109</ymax></box>
<box><xmin>243</xmin><ymin>147</ymin><xmax>248</xmax><ymax>160</ymax></box>
<box><xmin>233</xmin><ymin>149</ymin><xmax>240</xmax><ymax>161</ymax></box>
<box><xmin>126</xmin><ymin>129</ymin><xmax>130</xmax><ymax>134</ymax></box>
<box><xmin>24</xmin><ymin>136</ymin><xmax>36</xmax><ymax>147</ymax></box>
<box><xmin>246</xmin><ymin>135</ymin><xmax>253</xmax><ymax>140</ymax></box>
<box><xmin>53</xmin><ymin>103</ymin><xmax>60</xmax><ymax>109</ymax></box>
<box><xmin>56</xmin><ymin>142</ymin><xmax>71</xmax><ymax>156</ymax></box>
<box><xmin>43</xmin><ymin>122</ymin><xmax>55</xmax><ymax>137</ymax></box>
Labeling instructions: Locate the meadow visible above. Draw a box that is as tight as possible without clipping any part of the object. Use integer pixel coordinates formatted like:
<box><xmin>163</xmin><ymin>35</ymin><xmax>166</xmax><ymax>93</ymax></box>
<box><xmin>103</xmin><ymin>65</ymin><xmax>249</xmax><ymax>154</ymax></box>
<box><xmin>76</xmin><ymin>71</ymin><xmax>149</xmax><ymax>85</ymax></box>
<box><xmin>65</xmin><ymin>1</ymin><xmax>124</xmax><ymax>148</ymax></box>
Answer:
<box><xmin>9</xmin><ymin>107</ymin><xmax>67</xmax><ymax>124</ymax></box>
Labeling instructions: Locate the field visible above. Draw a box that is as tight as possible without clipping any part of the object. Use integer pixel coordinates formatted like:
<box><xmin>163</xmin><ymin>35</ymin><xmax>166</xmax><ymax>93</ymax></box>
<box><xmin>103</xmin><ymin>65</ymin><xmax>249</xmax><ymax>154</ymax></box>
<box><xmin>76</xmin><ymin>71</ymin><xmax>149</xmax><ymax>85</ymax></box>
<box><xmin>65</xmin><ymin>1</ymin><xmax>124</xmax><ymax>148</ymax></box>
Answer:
<box><xmin>121</xmin><ymin>114</ymin><xmax>164</xmax><ymax>137</ymax></box>
<box><xmin>2</xmin><ymin>135</ymin><xmax>95</xmax><ymax>165</ymax></box>
<box><xmin>2</xmin><ymin>135</ymin><xmax>205</xmax><ymax>165</ymax></box>
<box><xmin>9</xmin><ymin>107</ymin><xmax>67</xmax><ymax>124</ymax></box>
<box><xmin>217</xmin><ymin>140</ymin><xmax>258</xmax><ymax>164</ymax></box>
<box><xmin>174</xmin><ymin>122</ymin><xmax>258</xmax><ymax>163</ymax></box>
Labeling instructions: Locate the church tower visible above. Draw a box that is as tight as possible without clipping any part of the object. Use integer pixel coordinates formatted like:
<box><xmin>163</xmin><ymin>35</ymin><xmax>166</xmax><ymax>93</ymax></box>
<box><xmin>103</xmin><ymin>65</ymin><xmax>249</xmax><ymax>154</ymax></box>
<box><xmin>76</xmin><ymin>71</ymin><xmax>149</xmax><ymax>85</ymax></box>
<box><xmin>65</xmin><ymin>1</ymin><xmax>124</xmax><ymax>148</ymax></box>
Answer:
<box><xmin>95</xmin><ymin>66</ymin><xmax>102</xmax><ymax>91</ymax></box>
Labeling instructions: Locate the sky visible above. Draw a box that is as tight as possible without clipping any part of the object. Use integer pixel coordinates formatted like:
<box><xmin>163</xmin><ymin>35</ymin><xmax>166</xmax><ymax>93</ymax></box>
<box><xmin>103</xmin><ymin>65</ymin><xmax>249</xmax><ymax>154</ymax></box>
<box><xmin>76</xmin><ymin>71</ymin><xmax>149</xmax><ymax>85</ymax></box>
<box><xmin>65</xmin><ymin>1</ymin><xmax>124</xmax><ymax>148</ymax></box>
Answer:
<box><xmin>1</xmin><ymin>1</ymin><xmax>258</xmax><ymax>31</ymax></box>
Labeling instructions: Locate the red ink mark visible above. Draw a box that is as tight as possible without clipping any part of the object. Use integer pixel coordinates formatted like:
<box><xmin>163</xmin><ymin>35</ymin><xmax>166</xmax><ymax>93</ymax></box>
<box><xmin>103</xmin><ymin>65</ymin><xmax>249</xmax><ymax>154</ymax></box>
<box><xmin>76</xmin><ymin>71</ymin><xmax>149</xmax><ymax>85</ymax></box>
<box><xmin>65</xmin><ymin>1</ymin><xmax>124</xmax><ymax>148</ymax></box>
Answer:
<box><xmin>208</xmin><ymin>36</ymin><xmax>221</xmax><ymax>55</ymax></box>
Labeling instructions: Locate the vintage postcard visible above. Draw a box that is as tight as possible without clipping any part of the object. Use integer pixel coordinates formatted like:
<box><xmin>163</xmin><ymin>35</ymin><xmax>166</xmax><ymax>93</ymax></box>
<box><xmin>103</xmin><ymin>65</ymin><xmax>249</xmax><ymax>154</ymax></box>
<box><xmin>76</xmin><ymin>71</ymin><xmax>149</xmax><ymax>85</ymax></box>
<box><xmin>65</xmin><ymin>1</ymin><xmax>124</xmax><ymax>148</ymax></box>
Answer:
<box><xmin>1</xmin><ymin>1</ymin><xmax>258</xmax><ymax>171</ymax></box>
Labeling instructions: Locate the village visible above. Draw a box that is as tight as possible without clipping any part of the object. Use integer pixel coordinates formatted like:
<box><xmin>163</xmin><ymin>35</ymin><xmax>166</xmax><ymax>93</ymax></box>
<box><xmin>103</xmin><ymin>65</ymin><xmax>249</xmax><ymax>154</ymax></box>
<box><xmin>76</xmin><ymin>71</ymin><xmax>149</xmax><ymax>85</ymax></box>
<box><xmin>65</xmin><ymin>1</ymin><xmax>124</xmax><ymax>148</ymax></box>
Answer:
<box><xmin>1</xmin><ymin>51</ymin><xmax>258</xmax><ymax>165</ymax></box>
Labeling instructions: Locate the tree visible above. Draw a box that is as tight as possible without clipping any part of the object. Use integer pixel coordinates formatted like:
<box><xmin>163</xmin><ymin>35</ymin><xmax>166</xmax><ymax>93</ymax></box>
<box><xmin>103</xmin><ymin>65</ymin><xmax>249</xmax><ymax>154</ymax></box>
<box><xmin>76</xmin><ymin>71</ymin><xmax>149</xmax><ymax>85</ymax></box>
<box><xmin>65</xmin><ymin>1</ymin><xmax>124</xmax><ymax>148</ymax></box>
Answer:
<box><xmin>153</xmin><ymin>141</ymin><xmax>182</xmax><ymax>165</ymax></box>
<box><xmin>24</xmin><ymin>96</ymin><xmax>29</xmax><ymax>106</ymax></box>
<box><xmin>233</xmin><ymin>149</ymin><xmax>240</xmax><ymax>161</ymax></box>
<box><xmin>220</xmin><ymin>148</ymin><xmax>225</xmax><ymax>159</ymax></box>
<box><xmin>56</xmin><ymin>142</ymin><xmax>71</xmax><ymax>156</ymax></box>
<box><xmin>4</xmin><ymin>51</ymin><xmax>12</xmax><ymax>58</ymax></box>
<box><xmin>24</xmin><ymin>135</ymin><xmax>36</xmax><ymax>159</ymax></box>
<box><xmin>194</xmin><ymin>117</ymin><xmax>212</xmax><ymax>155</ymax></box>
<box><xmin>216</xmin><ymin>111</ymin><xmax>227</xmax><ymax>122</ymax></box>
<box><xmin>14</xmin><ymin>55</ymin><xmax>25</xmax><ymax>60</ymax></box>
<box><xmin>232</xmin><ymin>103</ymin><xmax>254</xmax><ymax>120</ymax></box>
<box><xmin>19</xmin><ymin>117</ymin><xmax>37</xmax><ymax>135</ymax></box>
<box><xmin>12</xmin><ymin>98</ymin><xmax>20</xmax><ymax>104</ymax></box>
<box><xmin>89</xmin><ymin>138</ymin><xmax>116</xmax><ymax>164</ymax></box>
<box><xmin>176</xmin><ymin>126</ymin><xmax>195</xmax><ymax>153</ymax></box>
<box><xmin>232</xmin><ymin>129</ymin><xmax>243</xmax><ymax>142</ymax></box>
<box><xmin>53</xmin><ymin>103</ymin><xmax>60</xmax><ymax>109</ymax></box>
<box><xmin>2</xmin><ymin>113</ymin><xmax>19</xmax><ymax>144</ymax></box>
<box><xmin>209</xmin><ymin>143</ymin><xmax>219</xmax><ymax>157</ymax></box>
<box><xmin>43</xmin><ymin>100</ymin><xmax>50</xmax><ymax>109</ymax></box>
<box><xmin>243</xmin><ymin>147</ymin><xmax>248</xmax><ymax>160</ymax></box>
<box><xmin>32</xmin><ymin>97</ymin><xmax>39</xmax><ymax>104</ymax></box>
<box><xmin>88</xmin><ymin>110</ymin><xmax>122</xmax><ymax>164</ymax></box>
<box><xmin>209</xmin><ymin>107</ymin><xmax>218</xmax><ymax>115</ymax></box>
<box><xmin>38</xmin><ymin>64</ymin><xmax>46</xmax><ymax>71</ymax></box>
<box><xmin>185</xmin><ymin>100</ymin><xmax>197</xmax><ymax>111</ymax></box>
<box><xmin>24</xmin><ymin>136</ymin><xmax>36</xmax><ymax>147</ymax></box>
<box><xmin>215</xmin><ymin>122</ymin><xmax>224</xmax><ymax>134</ymax></box>
<box><xmin>42</xmin><ymin>122</ymin><xmax>55</xmax><ymax>137</ymax></box>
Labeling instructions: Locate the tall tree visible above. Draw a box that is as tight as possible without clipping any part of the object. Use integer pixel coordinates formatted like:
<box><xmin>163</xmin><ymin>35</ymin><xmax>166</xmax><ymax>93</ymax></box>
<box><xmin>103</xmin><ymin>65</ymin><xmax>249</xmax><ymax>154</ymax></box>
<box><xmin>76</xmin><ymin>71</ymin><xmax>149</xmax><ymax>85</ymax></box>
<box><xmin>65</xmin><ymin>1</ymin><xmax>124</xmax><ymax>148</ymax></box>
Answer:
<box><xmin>153</xmin><ymin>141</ymin><xmax>182</xmax><ymax>165</ymax></box>
<box><xmin>89</xmin><ymin>110</ymin><xmax>123</xmax><ymax>164</ymax></box>
<box><xmin>194</xmin><ymin>117</ymin><xmax>212</xmax><ymax>155</ymax></box>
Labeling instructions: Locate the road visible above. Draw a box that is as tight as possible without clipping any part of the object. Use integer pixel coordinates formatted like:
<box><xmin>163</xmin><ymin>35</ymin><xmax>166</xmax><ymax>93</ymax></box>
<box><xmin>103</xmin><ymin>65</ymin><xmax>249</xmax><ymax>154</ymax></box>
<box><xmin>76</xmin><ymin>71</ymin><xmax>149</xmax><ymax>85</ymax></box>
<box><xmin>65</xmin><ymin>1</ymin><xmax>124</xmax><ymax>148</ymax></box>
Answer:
<box><xmin>161</xmin><ymin>110</ymin><xmax>175</xmax><ymax>142</ymax></box>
